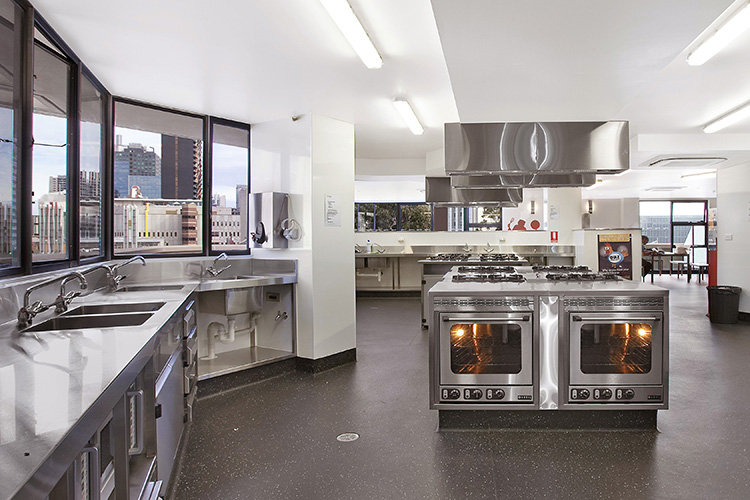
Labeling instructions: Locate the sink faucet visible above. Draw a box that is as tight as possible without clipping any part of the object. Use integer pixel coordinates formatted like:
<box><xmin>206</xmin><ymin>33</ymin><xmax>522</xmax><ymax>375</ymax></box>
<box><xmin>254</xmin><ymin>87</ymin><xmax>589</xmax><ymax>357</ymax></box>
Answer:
<box><xmin>54</xmin><ymin>272</ymin><xmax>88</xmax><ymax>313</ymax></box>
<box><xmin>484</xmin><ymin>242</ymin><xmax>495</xmax><ymax>253</ymax></box>
<box><xmin>18</xmin><ymin>271</ymin><xmax>88</xmax><ymax>328</ymax></box>
<box><xmin>108</xmin><ymin>255</ymin><xmax>146</xmax><ymax>290</ymax></box>
<box><xmin>206</xmin><ymin>252</ymin><xmax>231</xmax><ymax>277</ymax></box>
<box><xmin>462</xmin><ymin>242</ymin><xmax>472</xmax><ymax>253</ymax></box>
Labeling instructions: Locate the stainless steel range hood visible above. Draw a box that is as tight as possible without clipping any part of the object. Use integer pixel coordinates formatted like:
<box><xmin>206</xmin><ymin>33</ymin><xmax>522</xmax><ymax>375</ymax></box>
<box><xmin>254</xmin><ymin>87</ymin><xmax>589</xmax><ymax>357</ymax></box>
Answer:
<box><xmin>450</xmin><ymin>173</ymin><xmax>597</xmax><ymax>189</ymax></box>
<box><xmin>425</xmin><ymin>177</ymin><xmax>522</xmax><ymax>206</ymax></box>
<box><xmin>444</xmin><ymin>121</ymin><xmax>629</xmax><ymax>182</ymax></box>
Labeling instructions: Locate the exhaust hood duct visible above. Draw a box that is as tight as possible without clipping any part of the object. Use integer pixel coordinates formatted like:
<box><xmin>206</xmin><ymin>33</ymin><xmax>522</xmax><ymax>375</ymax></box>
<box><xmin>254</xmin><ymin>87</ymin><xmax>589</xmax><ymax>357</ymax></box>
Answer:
<box><xmin>444</xmin><ymin>121</ymin><xmax>629</xmax><ymax>180</ymax></box>
<box><xmin>450</xmin><ymin>173</ymin><xmax>596</xmax><ymax>189</ymax></box>
<box><xmin>425</xmin><ymin>177</ymin><xmax>522</xmax><ymax>207</ymax></box>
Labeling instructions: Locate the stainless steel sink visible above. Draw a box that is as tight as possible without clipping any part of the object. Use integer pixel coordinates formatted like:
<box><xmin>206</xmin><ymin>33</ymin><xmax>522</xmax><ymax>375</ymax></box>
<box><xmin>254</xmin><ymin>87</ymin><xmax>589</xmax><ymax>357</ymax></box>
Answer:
<box><xmin>24</xmin><ymin>312</ymin><xmax>154</xmax><ymax>332</ymax></box>
<box><xmin>63</xmin><ymin>302</ymin><xmax>166</xmax><ymax>316</ymax></box>
<box><xmin>116</xmin><ymin>284</ymin><xmax>185</xmax><ymax>292</ymax></box>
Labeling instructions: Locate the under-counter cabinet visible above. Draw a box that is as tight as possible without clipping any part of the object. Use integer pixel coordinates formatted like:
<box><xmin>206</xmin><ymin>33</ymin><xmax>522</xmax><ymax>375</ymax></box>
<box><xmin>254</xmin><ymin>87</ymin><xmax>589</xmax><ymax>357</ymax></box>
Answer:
<box><xmin>196</xmin><ymin>284</ymin><xmax>295</xmax><ymax>379</ymax></box>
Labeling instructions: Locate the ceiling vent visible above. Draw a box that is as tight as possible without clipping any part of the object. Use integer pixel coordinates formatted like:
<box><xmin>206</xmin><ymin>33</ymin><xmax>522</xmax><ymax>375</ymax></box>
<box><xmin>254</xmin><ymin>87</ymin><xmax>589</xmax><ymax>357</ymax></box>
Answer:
<box><xmin>643</xmin><ymin>156</ymin><xmax>727</xmax><ymax>168</ymax></box>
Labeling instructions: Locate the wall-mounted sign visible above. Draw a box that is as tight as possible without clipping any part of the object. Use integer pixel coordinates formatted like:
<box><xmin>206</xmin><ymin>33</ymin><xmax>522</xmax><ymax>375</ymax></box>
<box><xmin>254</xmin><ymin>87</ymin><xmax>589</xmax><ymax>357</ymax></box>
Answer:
<box><xmin>551</xmin><ymin>231</ymin><xmax>558</xmax><ymax>243</ymax></box>
<box><xmin>325</xmin><ymin>194</ymin><xmax>341</xmax><ymax>227</ymax></box>
<box><xmin>597</xmin><ymin>233</ymin><xmax>632</xmax><ymax>280</ymax></box>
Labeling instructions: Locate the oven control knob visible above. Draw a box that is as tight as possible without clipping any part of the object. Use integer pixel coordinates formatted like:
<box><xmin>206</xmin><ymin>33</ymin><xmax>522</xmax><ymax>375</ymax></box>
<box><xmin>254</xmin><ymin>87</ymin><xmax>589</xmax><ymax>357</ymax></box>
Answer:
<box><xmin>623</xmin><ymin>389</ymin><xmax>635</xmax><ymax>400</ymax></box>
<box><xmin>594</xmin><ymin>389</ymin><xmax>612</xmax><ymax>400</ymax></box>
<box><xmin>570</xmin><ymin>389</ymin><xmax>590</xmax><ymax>400</ymax></box>
<box><xmin>442</xmin><ymin>388</ymin><xmax>461</xmax><ymax>400</ymax></box>
<box><xmin>464</xmin><ymin>389</ymin><xmax>483</xmax><ymax>400</ymax></box>
<box><xmin>486</xmin><ymin>389</ymin><xmax>505</xmax><ymax>400</ymax></box>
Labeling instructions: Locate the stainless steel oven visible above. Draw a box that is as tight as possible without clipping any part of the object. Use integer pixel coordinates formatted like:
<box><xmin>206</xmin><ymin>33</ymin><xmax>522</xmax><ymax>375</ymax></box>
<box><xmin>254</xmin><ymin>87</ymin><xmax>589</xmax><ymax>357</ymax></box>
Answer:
<box><xmin>562</xmin><ymin>296</ymin><xmax>669</xmax><ymax>408</ymax></box>
<box><xmin>431</xmin><ymin>295</ymin><xmax>536</xmax><ymax>407</ymax></box>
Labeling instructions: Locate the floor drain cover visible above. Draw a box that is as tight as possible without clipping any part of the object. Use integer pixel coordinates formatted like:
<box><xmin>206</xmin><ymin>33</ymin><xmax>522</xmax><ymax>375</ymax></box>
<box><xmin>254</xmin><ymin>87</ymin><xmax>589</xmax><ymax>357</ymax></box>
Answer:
<box><xmin>336</xmin><ymin>432</ymin><xmax>360</xmax><ymax>442</ymax></box>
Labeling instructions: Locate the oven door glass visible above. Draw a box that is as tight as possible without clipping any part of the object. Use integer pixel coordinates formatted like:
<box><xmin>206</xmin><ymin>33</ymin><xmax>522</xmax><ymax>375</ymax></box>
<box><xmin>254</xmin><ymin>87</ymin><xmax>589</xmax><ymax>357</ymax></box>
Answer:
<box><xmin>569</xmin><ymin>312</ymin><xmax>662</xmax><ymax>385</ymax></box>
<box><xmin>440</xmin><ymin>313</ymin><xmax>533</xmax><ymax>386</ymax></box>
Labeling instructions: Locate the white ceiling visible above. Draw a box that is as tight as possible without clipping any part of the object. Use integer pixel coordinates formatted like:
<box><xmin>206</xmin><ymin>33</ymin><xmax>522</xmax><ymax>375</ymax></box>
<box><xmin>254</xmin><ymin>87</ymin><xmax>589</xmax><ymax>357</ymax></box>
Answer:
<box><xmin>32</xmin><ymin>0</ymin><xmax>750</xmax><ymax>197</ymax></box>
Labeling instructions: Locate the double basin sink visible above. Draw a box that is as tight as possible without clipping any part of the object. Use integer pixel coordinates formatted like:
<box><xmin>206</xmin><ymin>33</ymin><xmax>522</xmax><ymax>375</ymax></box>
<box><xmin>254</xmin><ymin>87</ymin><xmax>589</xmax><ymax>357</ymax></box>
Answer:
<box><xmin>22</xmin><ymin>273</ymin><xmax>278</xmax><ymax>333</ymax></box>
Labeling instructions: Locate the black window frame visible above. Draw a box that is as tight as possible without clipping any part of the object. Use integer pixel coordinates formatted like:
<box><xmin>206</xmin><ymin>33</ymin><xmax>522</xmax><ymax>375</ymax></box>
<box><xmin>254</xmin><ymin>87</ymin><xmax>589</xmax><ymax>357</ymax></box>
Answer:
<box><xmin>0</xmin><ymin>0</ymin><xmax>255</xmax><ymax>279</ymax></box>
<box><xmin>639</xmin><ymin>199</ymin><xmax>709</xmax><ymax>262</ymax></box>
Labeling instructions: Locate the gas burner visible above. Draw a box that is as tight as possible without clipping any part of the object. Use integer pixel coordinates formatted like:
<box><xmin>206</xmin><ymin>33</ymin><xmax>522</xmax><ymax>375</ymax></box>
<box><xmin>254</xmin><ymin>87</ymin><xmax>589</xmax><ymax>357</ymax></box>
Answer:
<box><xmin>429</xmin><ymin>253</ymin><xmax>471</xmax><ymax>261</ymax></box>
<box><xmin>479</xmin><ymin>253</ymin><xmax>519</xmax><ymax>261</ymax></box>
<box><xmin>545</xmin><ymin>272</ymin><xmax>620</xmax><ymax>282</ymax></box>
<box><xmin>532</xmin><ymin>265</ymin><xmax>590</xmax><ymax>272</ymax></box>
<box><xmin>452</xmin><ymin>273</ymin><xmax>526</xmax><ymax>283</ymax></box>
<box><xmin>457</xmin><ymin>266</ymin><xmax>516</xmax><ymax>274</ymax></box>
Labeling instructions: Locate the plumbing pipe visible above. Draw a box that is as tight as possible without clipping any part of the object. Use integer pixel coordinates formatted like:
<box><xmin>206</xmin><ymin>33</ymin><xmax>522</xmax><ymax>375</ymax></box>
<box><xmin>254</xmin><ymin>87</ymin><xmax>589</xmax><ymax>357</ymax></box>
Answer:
<box><xmin>220</xmin><ymin>316</ymin><xmax>236</xmax><ymax>344</ymax></box>
<box><xmin>202</xmin><ymin>321</ymin><xmax>226</xmax><ymax>359</ymax></box>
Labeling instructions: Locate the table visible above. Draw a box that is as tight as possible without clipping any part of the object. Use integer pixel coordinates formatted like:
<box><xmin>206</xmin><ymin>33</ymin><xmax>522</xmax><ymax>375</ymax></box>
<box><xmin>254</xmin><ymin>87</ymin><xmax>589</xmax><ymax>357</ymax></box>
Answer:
<box><xmin>648</xmin><ymin>252</ymin><xmax>692</xmax><ymax>283</ymax></box>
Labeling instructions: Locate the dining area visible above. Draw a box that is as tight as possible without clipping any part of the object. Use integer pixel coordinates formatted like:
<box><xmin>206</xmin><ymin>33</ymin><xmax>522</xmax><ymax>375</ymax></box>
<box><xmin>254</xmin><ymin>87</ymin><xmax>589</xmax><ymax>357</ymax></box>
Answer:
<box><xmin>644</xmin><ymin>246</ymin><xmax>708</xmax><ymax>284</ymax></box>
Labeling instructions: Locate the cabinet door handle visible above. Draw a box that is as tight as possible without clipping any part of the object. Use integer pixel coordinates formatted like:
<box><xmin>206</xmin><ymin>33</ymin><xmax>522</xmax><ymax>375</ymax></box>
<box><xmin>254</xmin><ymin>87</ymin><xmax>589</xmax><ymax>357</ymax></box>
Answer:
<box><xmin>126</xmin><ymin>390</ymin><xmax>145</xmax><ymax>455</ymax></box>
<box><xmin>443</xmin><ymin>315</ymin><xmax>530</xmax><ymax>322</ymax></box>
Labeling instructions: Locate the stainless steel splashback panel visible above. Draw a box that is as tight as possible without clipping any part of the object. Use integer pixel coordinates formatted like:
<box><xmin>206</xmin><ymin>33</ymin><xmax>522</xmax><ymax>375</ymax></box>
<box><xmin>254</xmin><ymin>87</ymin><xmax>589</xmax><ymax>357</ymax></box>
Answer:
<box><xmin>444</xmin><ymin>121</ymin><xmax>629</xmax><ymax>178</ymax></box>
<box><xmin>539</xmin><ymin>295</ymin><xmax>559</xmax><ymax>410</ymax></box>
<box><xmin>425</xmin><ymin>177</ymin><xmax>522</xmax><ymax>206</ymax></box>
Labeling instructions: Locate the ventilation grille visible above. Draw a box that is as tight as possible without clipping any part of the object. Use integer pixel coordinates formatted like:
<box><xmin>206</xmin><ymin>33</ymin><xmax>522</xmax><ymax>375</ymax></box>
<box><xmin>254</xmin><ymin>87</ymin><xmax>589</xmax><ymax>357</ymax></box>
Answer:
<box><xmin>643</xmin><ymin>156</ymin><xmax>726</xmax><ymax>168</ymax></box>
<box><xmin>564</xmin><ymin>297</ymin><xmax>664</xmax><ymax>309</ymax></box>
<box><xmin>434</xmin><ymin>297</ymin><xmax>532</xmax><ymax>308</ymax></box>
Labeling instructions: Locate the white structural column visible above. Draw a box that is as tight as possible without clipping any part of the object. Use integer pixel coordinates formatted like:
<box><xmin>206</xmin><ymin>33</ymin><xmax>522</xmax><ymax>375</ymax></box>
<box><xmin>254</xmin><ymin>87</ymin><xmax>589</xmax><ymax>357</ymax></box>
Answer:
<box><xmin>251</xmin><ymin>114</ymin><xmax>356</xmax><ymax>360</ymax></box>
<box><xmin>717</xmin><ymin>163</ymin><xmax>750</xmax><ymax>314</ymax></box>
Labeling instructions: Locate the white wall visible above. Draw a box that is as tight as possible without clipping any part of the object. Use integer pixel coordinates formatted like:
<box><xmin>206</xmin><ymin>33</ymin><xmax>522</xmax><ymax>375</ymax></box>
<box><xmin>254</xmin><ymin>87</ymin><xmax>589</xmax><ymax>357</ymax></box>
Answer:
<box><xmin>356</xmin><ymin>158</ymin><xmax>425</xmax><ymax>176</ymax></box>
<box><xmin>717</xmin><ymin>163</ymin><xmax>750</xmax><ymax>313</ymax></box>
<box><xmin>354</xmin><ymin>177</ymin><xmax>425</xmax><ymax>203</ymax></box>
<box><xmin>251</xmin><ymin>114</ymin><xmax>356</xmax><ymax>359</ymax></box>
<box><xmin>584</xmin><ymin>197</ymin><xmax>640</xmax><ymax>229</ymax></box>
<box><xmin>425</xmin><ymin>148</ymin><xmax>445</xmax><ymax>177</ymax></box>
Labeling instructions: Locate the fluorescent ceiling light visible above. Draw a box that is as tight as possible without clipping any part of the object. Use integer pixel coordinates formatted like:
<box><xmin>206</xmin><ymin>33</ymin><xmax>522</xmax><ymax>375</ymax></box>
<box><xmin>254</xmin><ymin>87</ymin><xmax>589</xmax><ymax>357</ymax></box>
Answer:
<box><xmin>319</xmin><ymin>0</ymin><xmax>382</xmax><ymax>69</ymax></box>
<box><xmin>681</xmin><ymin>170</ymin><xmax>717</xmax><ymax>178</ymax></box>
<box><xmin>704</xmin><ymin>101</ymin><xmax>750</xmax><ymax>133</ymax></box>
<box><xmin>393</xmin><ymin>99</ymin><xmax>424</xmax><ymax>135</ymax></box>
<box><xmin>687</xmin><ymin>2</ymin><xmax>750</xmax><ymax>66</ymax></box>
<box><xmin>644</xmin><ymin>186</ymin><xmax>687</xmax><ymax>192</ymax></box>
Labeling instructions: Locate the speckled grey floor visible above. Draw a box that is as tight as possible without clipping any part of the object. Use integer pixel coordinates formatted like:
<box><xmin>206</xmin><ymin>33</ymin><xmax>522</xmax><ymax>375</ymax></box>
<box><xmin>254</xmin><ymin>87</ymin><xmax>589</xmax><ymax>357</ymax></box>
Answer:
<box><xmin>172</xmin><ymin>276</ymin><xmax>750</xmax><ymax>500</ymax></box>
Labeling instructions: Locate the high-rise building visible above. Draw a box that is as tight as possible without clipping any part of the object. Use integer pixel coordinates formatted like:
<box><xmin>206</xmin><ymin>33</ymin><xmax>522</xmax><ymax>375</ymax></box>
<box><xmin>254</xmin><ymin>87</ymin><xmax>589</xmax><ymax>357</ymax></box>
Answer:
<box><xmin>114</xmin><ymin>143</ymin><xmax>161</xmax><ymax>198</ymax></box>
<box><xmin>161</xmin><ymin>136</ymin><xmax>202</xmax><ymax>200</ymax></box>
<box><xmin>49</xmin><ymin>175</ymin><xmax>66</xmax><ymax>193</ymax></box>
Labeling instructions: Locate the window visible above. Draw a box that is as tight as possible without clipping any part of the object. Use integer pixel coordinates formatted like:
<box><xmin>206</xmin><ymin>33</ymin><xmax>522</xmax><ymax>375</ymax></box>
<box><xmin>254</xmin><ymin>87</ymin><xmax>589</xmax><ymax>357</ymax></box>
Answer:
<box><xmin>0</xmin><ymin>0</ymin><xmax>22</xmax><ymax>270</ymax></box>
<box><xmin>211</xmin><ymin>120</ymin><xmax>250</xmax><ymax>252</ymax></box>
<box><xmin>32</xmin><ymin>39</ymin><xmax>72</xmax><ymax>262</ymax></box>
<box><xmin>79</xmin><ymin>74</ymin><xmax>104</xmax><ymax>259</ymax></box>
<box><xmin>466</xmin><ymin>206</ymin><xmax>503</xmax><ymax>231</ymax></box>
<box><xmin>639</xmin><ymin>200</ymin><xmax>708</xmax><ymax>264</ymax></box>
<box><xmin>355</xmin><ymin>203</ymin><xmax>433</xmax><ymax>231</ymax></box>
<box><xmin>114</xmin><ymin>101</ymin><xmax>204</xmax><ymax>255</ymax></box>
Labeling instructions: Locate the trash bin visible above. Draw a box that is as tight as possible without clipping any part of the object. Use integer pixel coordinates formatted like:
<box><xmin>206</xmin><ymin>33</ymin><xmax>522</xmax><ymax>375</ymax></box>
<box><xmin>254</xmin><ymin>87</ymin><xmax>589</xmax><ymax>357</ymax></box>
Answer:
<box><xmin>707</xmin><ymin>286</ymin><xmax>742</xmax><ymax>324</ymax></box>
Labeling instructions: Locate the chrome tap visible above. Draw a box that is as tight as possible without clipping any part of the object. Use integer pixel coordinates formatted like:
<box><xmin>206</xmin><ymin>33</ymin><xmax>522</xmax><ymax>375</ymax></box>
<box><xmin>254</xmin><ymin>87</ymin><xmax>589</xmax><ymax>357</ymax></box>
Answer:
<box><xmin>206</xmin><ymin>253</ymin><xmax>231</xmax><ymax>277</ymax></box>
<box><xmin>18</xmin><ymin>271</ymin><xmax>88</xmax><ymax>328</ymax></box>
<box><xmin>484</xmin><ymin>242</ymin><xmax>495</xmax><ymax>253</ymax></box>
<box><xmin>108</xmin><ymin>255</ymin><xmax>146</xmax><ymax>290</ymax></box>
<box><xmin>54</xmin><ymin>272</ymin><xmax>88</xmax><ymax>313</ymax></box>
<box><xmin>462</xmin><ymin>242</ymin><xmax>472</xmax><ymax>253</ymax></box>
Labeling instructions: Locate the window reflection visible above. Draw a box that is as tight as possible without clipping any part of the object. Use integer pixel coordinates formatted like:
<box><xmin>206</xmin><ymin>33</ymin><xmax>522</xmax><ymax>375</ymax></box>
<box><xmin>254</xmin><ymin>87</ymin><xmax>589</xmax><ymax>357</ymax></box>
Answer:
<box><xmin>0</xmin><ymin>0</ymin><xmax>22</xmax><ymax>269</ymax></box>
<box><xmin>32</xmin><ymin>41</ymin><xmax>71</xmax><ymax>262</ymax></box>
<box><xmin>79</xmin><ymin>75</ymin><xmax>103</xmax><ymax>258</ymax></box>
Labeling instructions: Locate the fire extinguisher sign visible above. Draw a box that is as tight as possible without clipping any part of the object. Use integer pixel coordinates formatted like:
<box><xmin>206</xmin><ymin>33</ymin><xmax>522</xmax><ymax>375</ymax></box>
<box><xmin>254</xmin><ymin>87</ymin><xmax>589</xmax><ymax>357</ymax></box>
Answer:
<box><xmin>597</xmin><ymin>233</ymin><xmax>632</xmax><ymax>280</ymax></box>
<box><xmin>550</xmin><ymin>231</ymin><xmax>558</xmax><ymax>243</ymax></box>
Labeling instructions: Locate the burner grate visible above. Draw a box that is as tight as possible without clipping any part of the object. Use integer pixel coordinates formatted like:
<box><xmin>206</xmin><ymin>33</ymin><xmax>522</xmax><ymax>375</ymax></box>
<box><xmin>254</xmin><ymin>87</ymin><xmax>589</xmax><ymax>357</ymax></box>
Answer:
<box><xmin>452</xmin><ymin>273</ymin><xmax>526</xmax><ymax>283</ymax></box>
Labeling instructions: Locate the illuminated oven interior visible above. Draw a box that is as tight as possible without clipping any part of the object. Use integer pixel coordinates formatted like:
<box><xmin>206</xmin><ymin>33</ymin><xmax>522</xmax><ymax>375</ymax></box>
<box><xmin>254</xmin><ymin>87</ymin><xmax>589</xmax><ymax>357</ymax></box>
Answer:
<box><xmin>580</xmin><ymin>322</ymin><xmax>652</xmax><ymax>374</ymax></box>
<box><xmin>450</xmin><ymin>323</ymin><xmax>522</xmax><ymax>374</ymax></box>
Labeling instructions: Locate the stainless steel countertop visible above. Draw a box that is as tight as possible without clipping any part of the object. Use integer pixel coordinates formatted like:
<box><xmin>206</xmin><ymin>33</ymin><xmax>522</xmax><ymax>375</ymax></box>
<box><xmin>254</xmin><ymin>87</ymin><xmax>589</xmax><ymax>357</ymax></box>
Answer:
<box><xmin>429</xmin><ymin>267</ymin><xmax>668</xmax><ymax>295</ymax></box>
<box><xmin>0</xmin><ymin>272</ymin><xmax>296</xmax><ymax>499</ymax></box>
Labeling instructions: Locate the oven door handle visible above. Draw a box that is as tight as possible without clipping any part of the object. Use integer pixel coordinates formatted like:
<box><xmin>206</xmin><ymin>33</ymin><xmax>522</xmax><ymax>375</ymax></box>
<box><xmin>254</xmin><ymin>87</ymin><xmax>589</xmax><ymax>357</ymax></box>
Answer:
<box><xmin>571</xmin><ymin>315</ymin><xmax>661</xmax><ymax>322</ymax></box>
<box><xmin>442</xmin><ymin>315</ymin><xmax>530</xmax><ymax>322</ymax></box>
